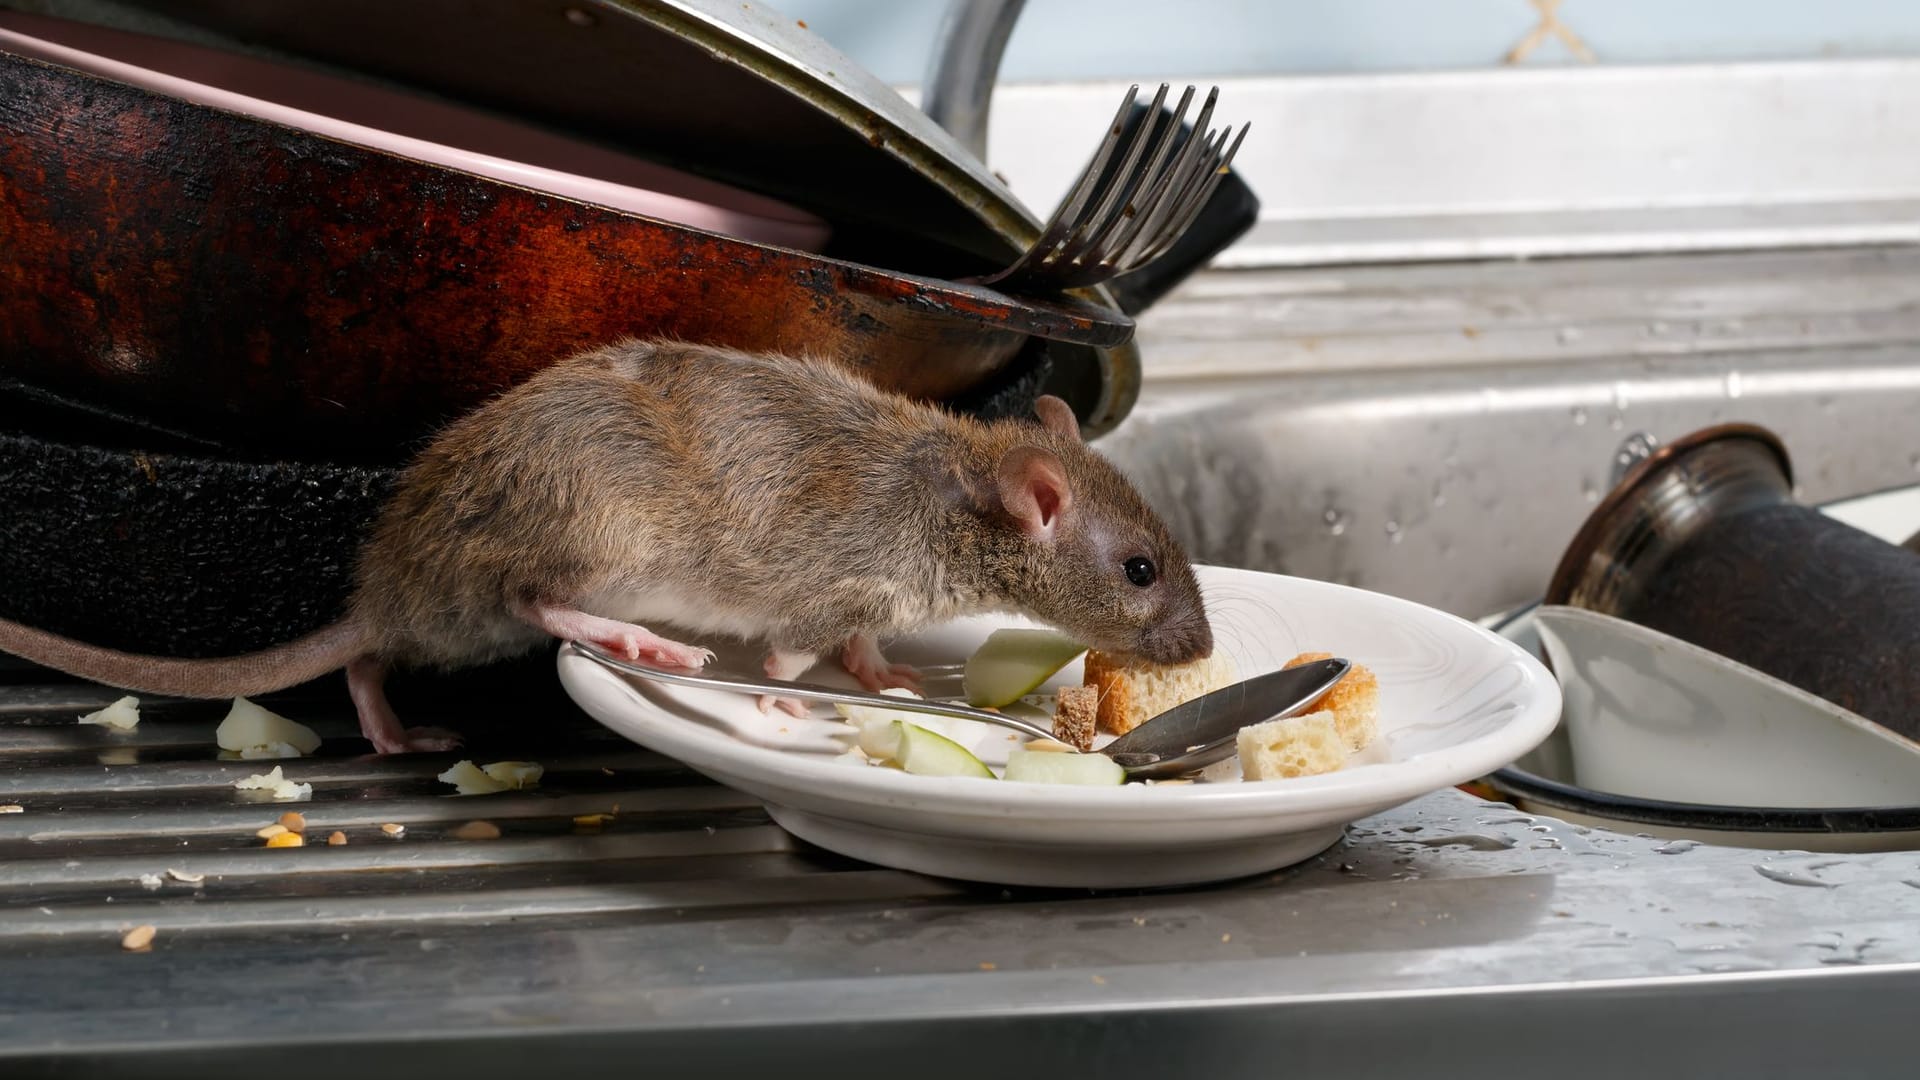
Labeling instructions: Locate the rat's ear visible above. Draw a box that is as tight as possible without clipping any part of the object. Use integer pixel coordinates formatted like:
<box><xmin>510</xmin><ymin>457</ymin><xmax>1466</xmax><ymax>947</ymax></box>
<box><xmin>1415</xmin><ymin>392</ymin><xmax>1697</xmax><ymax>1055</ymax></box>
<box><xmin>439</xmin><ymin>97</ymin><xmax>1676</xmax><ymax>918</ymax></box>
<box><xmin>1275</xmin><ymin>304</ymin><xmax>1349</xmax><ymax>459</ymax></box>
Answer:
<box><xmin>997</xmin><ymin>446</ymin><xmax>1074</xmax><ymax>541</ymax></box>
<box><xmin>1033</xmin><ymin>395</ymin><xmax>1081</xmax><ymax>443</ymax></box>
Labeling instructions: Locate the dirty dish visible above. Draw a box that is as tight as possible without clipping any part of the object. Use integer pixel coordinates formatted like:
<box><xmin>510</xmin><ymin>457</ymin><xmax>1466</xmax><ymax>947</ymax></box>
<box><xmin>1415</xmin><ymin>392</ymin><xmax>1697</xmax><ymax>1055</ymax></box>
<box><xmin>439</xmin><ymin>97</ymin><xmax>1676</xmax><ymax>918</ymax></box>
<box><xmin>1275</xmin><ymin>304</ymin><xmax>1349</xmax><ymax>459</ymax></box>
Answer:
<box><xmin>557</xmin><ymin>565</ymin><xmax>1560</xmax><ymax>888</ymax></box>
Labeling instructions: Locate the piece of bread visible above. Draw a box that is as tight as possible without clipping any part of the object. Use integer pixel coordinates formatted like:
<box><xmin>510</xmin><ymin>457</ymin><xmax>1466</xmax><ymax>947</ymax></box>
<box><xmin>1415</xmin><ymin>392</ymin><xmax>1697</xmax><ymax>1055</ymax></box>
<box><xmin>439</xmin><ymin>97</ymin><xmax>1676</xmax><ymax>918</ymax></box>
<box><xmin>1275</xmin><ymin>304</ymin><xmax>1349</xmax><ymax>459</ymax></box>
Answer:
<box><xmin>1236</xmin><ymin>710</ymin><xmax>1348</xmax><ymax>780</ymax></box>
<box><xmin>1082</xmin><ymin>649</ymin><xmax>1237</xmax><ymax>735</ymax></box>
<box><xmin>1284</xmin><ymin>651</ymin><xmax>1379</xmax><ymax>751</ymax></box>
<box><xmin>1051</xmin><ymin>685</ymin><xmax>1099</xmax><ymax>751</ymax></box>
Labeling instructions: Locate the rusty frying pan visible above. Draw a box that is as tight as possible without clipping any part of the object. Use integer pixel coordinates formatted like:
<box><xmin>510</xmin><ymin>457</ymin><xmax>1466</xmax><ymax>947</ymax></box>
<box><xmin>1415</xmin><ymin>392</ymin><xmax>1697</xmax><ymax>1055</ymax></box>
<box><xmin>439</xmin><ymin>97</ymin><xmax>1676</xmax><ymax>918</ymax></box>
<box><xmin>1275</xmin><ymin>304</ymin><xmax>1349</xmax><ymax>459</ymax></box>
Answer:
<box><xmin>0</xmin><ymin>43</ymin><xmax>1131</xmax><ymax>463</ymax></box>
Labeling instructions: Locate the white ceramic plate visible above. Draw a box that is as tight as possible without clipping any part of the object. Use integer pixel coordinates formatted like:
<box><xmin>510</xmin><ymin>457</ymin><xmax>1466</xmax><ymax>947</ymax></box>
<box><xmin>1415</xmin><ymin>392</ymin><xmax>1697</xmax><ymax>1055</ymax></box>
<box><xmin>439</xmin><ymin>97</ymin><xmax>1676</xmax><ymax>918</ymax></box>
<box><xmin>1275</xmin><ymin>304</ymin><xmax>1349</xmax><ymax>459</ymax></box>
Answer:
<box><xmin>0</xmin><ymin>12</ymin><xmax>830</xmax><ymax>252</ymax></box>
<box><xmin>557</xmin><ymin>566</ymin><xmax>1561</xmax><ymax>888</ymax></box>
<box><xmin>1534</xmin><ymin>605</ymin><xmax>1920</xmax><ymax>807</ymax></box>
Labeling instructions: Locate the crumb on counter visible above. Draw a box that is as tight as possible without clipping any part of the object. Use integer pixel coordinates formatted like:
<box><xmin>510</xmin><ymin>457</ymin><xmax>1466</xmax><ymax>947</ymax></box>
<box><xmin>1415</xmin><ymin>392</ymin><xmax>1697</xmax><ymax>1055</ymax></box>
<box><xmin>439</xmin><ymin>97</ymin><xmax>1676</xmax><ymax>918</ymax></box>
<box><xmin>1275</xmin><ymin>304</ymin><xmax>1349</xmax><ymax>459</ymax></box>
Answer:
<box><xmin>78</xmin><ymin>696</ymin><xmax>142</xmax><ymax>731</ymax></box>
<box><xmin>233</xmin><ymin>766</ymin><xmax>312</xmax><ymax>801</ymax></box>
<box><xmin>452</xmin><ymin>820</ymin><xmax>502</xmax><ymax>841</ymax></box>
<box><xmin>327</xmin><ymin>831</ymin><xmax>348</xmax><ymax>846</ymax></box>
<box><xmin>380</xmin><ymin>823</ymin><xmax>406</xmax><ymax>838</ymax></box>
<box><xmin>121</xmin><ymin>925</ymin><xmax>157</xmax><ymax>951</ymax></box>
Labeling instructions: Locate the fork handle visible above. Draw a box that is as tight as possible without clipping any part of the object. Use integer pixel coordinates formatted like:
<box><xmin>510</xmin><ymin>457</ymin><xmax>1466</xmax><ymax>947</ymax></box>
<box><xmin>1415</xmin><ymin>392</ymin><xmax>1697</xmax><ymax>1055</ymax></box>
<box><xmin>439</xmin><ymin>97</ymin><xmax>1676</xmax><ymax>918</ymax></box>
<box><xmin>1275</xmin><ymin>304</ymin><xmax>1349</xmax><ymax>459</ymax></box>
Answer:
<box><xmin>565</xmin><ymin>641</ymin><xmax>1063</xmax><ymax>744</ymax></box>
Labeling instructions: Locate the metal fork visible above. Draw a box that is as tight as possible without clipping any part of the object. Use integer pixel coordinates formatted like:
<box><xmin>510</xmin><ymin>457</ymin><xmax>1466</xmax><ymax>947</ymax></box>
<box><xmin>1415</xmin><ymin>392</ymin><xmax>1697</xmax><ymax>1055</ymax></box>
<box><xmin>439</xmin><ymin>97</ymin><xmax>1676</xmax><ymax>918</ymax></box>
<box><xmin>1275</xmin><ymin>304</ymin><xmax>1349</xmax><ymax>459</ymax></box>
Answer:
<box><xmin>976</xmin><ymin>83</ymin><xmax>1249</xmax><ymax>293</ymax></box>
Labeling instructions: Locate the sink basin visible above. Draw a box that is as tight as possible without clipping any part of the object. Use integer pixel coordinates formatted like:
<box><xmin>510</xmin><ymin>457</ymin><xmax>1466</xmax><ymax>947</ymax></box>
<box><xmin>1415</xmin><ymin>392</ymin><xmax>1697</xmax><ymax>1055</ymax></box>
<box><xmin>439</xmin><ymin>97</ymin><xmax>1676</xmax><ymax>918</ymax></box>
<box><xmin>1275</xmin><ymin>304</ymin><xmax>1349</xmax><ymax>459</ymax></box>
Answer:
<box><xmin>1102</xmin><ymin>246</ymin><xmax>1920</xmax><ymax>619</ymax></box>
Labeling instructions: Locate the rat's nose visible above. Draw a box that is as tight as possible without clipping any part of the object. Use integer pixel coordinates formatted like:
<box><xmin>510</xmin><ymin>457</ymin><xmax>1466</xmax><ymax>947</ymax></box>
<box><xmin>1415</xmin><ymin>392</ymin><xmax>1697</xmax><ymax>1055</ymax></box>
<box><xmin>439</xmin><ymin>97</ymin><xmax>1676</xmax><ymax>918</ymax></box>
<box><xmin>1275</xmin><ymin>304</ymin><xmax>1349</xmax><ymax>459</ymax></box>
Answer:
<box><xmin>1142</xmin><ymin>618</ymin><xmax>1213</xmax><ymax>665</ymax></box>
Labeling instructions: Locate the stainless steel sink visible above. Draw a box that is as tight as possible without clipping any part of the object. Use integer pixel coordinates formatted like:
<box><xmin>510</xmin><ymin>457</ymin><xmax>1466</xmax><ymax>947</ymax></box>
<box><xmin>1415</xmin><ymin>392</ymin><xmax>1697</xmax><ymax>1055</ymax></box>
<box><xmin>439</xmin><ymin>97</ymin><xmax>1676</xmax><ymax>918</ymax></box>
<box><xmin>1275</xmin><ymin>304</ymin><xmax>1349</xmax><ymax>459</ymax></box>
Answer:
<box><xmin>1101</xmin><ymin>245</ymin><xmax>1920</xmax><ymax>618</ymax></box>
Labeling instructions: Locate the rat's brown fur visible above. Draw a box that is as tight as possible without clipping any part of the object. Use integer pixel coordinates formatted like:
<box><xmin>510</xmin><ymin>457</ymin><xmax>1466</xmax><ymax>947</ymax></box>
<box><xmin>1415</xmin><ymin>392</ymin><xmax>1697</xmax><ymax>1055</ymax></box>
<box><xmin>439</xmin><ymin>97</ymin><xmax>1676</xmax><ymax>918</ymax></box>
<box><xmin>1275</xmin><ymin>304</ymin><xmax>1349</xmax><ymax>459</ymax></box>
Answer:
<box><xmin>0</xmin><ymin>339</ymin><xmax>1212</xmax><ymax>752</ymax></box>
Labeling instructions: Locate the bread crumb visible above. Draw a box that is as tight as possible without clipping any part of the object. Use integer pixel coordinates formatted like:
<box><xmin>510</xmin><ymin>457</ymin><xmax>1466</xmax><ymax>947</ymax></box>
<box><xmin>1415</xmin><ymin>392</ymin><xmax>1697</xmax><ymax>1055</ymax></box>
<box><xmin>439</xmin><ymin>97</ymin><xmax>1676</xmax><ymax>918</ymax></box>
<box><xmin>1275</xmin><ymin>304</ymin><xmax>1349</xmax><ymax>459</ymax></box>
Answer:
<box><xmin>1051</xmin><ymin>685</ymin><xmax>1098</xmax><ymax>750</ymax></box>
<box><xmin>278</xmin><ymin>811</ymin><xmax>307</xmax><ymax>834</ymax></box>
<box><xmin>1236</xmin><ymin>710</ymin><xmax>1349</xmax><ymax>780</ymax></box>
<box><xmin>121</xmin><ymin>924</ymin><xmax>157</xmax><ymax>951</ymax></box>
<box><xmin>1090</xmin><ymin>974</ymin><xmax>1107</xmax><ymax>985</ymax></box>
<box><xmin>265</xmin><ymin>832</ymin><xmax>304</xmax><ymax>848</ymax></box>
<box><xmin>255</xmin><ymin>823</ymin><xmax>288</xmax><ymax>839</ymax></box>
<box><xmin>380</xmin><ymin>823</ymin><xmax>406</xmax><ymax>838</ymax></box>
<box><xmin>139</xmin><ymin>873</ymin><xmax>163</xmax><ymax>890</ymax></box>
<box><xmin>452</xmin><ymin>820</ymin><xmax>501</xmax><ymax>841</ymax></box>
<box><xmin>327</xmin><ymin>831</ymin><xmax>348</xmax><ymax>846</ymax></box>
<box><xmin>1284</xmin><ymin>652</ymin><xmax>1380</xmax><ymax>751</ymax></box>
<box><xmin>78</xmin><ymin>696</ymin><xmax>141</xmax><ymax>731</ymax></box>
<box><xmin>1221</xmin><ymin>933</ymin><xmax>1232</xmax><ymax>943</ymax></box>
<box><xmin>573</xmin><ymin>813</ymin><xmax>615</xmax><ymax>829</ymax></box>
<box><xmin>166</xmin><ymin>868</ymin><xmax>205</xmax><ymax>884</ymax></box>
<box><xmin>0</xmin><ymin>804</ymin><xmax>22</xmax><ymax>814</ymax></box>
<box><xmin>978</xmin><ymin>961</ymin><xmax>997</xmax><ymax>971</ymax></box>
<box><xmin>1084</xmin><ymin>650</ymin><xmax>1236</xmax><ymax>735</ymax></box>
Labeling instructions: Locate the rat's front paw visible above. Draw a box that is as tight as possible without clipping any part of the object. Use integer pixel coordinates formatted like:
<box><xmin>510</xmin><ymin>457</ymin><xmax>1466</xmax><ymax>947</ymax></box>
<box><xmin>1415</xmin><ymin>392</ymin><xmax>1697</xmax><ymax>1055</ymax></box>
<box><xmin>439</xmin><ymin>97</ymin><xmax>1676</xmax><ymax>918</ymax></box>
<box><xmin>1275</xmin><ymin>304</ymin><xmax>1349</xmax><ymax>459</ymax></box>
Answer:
<box><xmin>840</xmin><ymin>634</ymin><xmax>923</xmax><ymax>693</ymax></box>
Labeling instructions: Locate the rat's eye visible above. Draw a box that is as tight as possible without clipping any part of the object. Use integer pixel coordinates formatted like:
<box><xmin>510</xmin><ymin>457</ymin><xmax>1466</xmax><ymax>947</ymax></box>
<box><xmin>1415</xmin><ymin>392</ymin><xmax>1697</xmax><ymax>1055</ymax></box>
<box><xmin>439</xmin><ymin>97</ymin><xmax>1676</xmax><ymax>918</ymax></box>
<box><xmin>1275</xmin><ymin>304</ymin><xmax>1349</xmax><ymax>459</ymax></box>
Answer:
<box><xmin>1124</xmin><ymin>556</ymin><xmax>1157</xmax><ymax>587</ymax></box>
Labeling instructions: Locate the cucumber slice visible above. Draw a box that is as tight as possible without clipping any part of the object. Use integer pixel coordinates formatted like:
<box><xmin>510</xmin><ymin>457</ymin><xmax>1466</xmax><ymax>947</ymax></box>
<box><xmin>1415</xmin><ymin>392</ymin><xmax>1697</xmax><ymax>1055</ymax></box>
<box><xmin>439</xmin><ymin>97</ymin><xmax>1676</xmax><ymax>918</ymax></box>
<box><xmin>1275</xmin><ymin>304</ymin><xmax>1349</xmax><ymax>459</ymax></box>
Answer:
<box><xmin>836</xmin><ymin>690</ymin><xmax>947</xmax><ymax>761</ymax></box>
<box><xmin>895</xmin><ymin>722</ymin><xmax>995</xmax><ymax>779</ymax></box>
<box><xmin>1003</xmin><ymin>748</ymin><xmax>1126</xmax><ymax>786</ymax></box>
<box><xmin>857</xmin><ymin>716</ymin><xmax>904</xmax><ymax>760</ymax></box>
<box><xmin>963</xmin><ymin>628</ymin><xmax>1087</xmax><ymax>708</ymax></box>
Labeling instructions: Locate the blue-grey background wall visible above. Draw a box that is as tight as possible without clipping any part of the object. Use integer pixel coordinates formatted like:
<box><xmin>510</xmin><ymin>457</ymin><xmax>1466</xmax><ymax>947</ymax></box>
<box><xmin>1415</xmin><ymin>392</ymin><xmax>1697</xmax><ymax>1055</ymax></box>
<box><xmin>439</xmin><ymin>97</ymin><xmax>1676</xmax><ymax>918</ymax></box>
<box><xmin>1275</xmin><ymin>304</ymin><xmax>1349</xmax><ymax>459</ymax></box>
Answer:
<box><xmin>769</xmin><ymin>0</ymin><xmax>1920</xmax><ymax>83</ymax></box>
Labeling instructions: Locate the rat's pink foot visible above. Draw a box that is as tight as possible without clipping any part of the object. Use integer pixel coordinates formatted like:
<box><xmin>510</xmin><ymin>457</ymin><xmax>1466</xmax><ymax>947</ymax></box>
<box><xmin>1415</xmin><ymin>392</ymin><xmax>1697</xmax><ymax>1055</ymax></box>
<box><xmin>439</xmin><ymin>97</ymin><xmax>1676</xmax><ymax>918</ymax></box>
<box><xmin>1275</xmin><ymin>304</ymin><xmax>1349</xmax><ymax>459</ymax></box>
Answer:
<box><xmin>840</xmin><ymin>632</ymin><xmax>923</xmax><ymax>693</ymax></box>
<box><xmin>516</xmin><ymin>602</ymin><xmax>712</xmax><ymax>669</ymax></box>
<box><xmin>347</xmin><ymin>657</ymin><xmax>463</xmax><ymax>755</ymax></box>
<box><xmin>758</xmin><ymin>648</ymin><xmax>816</xmax><ymax>718</ymax></box>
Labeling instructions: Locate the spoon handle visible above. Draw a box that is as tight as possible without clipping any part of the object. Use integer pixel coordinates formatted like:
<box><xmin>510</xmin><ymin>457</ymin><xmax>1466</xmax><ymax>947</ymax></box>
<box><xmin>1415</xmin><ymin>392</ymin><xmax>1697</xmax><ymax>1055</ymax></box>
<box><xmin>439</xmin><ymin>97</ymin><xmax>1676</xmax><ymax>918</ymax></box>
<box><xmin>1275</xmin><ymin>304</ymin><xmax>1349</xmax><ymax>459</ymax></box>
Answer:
<box><xmin>565</xmin><ymin>641</ymin><xmax>1063</xmax><ymax>744</ymax></box>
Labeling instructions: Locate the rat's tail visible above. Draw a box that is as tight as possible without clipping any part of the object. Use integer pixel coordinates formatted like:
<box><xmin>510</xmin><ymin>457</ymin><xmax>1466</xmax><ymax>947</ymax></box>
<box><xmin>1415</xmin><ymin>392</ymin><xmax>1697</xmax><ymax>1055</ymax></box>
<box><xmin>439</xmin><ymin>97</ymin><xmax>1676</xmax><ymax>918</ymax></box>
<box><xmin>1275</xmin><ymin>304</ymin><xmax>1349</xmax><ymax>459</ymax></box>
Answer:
<box><xmin>0</xmin><ymin>616</ymin><xmax>365</xmax><ymax>698</ymax></box>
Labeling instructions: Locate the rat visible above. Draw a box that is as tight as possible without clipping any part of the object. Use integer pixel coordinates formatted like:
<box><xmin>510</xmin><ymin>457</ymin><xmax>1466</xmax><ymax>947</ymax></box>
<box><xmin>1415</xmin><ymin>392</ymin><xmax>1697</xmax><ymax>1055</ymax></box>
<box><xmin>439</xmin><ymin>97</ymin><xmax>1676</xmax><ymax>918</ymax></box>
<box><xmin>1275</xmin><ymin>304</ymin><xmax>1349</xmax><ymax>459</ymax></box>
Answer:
<box><xmin>0</xmin><ymin>339</ymin><xmax>1214</xmax><ymax>754</ymax></box>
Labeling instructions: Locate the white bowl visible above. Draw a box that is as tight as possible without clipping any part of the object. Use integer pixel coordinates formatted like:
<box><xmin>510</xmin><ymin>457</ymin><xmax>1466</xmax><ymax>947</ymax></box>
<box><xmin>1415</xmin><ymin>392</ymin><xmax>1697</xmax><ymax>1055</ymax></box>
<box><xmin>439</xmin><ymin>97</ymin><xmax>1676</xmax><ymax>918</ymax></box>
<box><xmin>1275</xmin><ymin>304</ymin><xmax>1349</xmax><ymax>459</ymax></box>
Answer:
<box><xmin>1533</xmin><ymin>605</ymin><xmax>1920</xmax><ymax>808</ymax></box>
<box><xmin>0</xmin><ymin>12</ymin><xmax>830</xmax><ymax>252</ymax></box>
<box><xmin>557</xmin><ymin>566</ymin><xmax>1561</xmax><ymax>888</ymax></box>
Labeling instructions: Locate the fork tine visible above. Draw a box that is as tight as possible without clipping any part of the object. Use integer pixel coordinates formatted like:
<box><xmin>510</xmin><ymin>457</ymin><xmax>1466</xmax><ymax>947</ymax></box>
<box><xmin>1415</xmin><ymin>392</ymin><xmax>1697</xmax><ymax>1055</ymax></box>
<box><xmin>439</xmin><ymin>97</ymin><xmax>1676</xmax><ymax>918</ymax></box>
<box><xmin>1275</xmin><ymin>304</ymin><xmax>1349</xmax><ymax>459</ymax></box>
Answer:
<box><xmin>1116</xmin><ymin>122</ymin><xmax>1228</xmax><ymax>268</ymax></box>
<box><xmin>1135</xmin><ymin>120</ymin><xmax>1248</xmax><ymax>266</ymax></box>
<box><xmin>1070</xmin><ymin>86</ymin><xmax>1214</xmax><ymax>278</ymax></box>
<box><xmin>1040</xmin><ymin>84</ymin><xmax>1143</xmax><ymax>240</ymax></box>
<box><xmin>1045</xmin><ymin>83</ymin><xmax>1179</xmax><ymax>269</ymax></box>
<box><xmin>1100</xmin><ymin>86</ymin><xmax>1220</xmax><ymax>267</ymax></box>
<box><xmin>983</xmin><ymin>85</ymin><xmax>1143</xmax><ymax>283</ymax></box>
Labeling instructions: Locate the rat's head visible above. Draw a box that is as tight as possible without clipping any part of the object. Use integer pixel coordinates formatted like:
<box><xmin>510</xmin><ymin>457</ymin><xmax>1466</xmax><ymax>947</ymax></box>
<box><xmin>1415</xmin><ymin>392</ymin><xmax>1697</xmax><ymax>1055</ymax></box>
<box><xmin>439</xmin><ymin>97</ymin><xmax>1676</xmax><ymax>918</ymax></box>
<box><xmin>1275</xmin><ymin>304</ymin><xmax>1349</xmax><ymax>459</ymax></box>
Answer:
<box><xmin>965</xmin><ymin>396</ymin><xmax>1212</xmax><ymax>665</ymax></box>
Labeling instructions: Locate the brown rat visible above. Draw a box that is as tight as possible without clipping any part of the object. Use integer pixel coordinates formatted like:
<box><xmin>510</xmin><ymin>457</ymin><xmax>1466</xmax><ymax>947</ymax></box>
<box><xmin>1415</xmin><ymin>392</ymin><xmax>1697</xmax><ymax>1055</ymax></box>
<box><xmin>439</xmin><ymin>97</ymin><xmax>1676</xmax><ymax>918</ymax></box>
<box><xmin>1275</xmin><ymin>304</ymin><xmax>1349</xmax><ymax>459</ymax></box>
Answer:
<box><xmin>0</xmin><ymin>339</ymin><xmax>1213</xmax><ymax>753</ymax></box>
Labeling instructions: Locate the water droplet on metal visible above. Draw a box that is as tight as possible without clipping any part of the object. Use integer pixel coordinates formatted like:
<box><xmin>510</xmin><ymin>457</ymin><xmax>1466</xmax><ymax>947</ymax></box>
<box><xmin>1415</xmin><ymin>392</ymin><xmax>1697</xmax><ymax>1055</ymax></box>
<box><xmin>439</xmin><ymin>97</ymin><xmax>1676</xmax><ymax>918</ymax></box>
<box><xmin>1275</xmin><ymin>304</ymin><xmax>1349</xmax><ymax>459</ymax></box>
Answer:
<box><xmin>1384</xmin><ymin>520</ymin><xmax>1403</xmax><ymax>543</ymax></box>
<box><xmin>1323</xmin><ymin>508</ymin><xmax>1348</xmax><ymax>537</ymax></box>
<box><xmin>1570</xmin><ymin>406</ymin><xmax>1589</xmax><ymax>426</ymax></box>
<box><xmin>1724</xmin><ymin>371</ymin><xmax>1743</xmax><ymax>399</ymax></box>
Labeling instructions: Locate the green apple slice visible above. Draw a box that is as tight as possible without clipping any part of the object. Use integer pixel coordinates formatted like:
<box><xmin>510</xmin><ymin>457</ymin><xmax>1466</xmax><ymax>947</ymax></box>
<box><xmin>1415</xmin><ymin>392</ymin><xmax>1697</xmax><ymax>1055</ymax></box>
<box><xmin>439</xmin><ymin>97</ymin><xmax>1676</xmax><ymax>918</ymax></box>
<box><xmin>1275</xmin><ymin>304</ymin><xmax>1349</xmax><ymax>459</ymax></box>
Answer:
<box><xmin>1002</xmin><ymin>748</ymin><xmax>1126</xmax><ymax>786</ymax></box>
<box><xmin>894</xmin><ymin>722</ymin><xmax>995</xmax><ymax>779</ymax></box>
<box><xmin>963</xmin><ymin>628</ymin><xmax>1088</xmax><ymax>708</ymax></box>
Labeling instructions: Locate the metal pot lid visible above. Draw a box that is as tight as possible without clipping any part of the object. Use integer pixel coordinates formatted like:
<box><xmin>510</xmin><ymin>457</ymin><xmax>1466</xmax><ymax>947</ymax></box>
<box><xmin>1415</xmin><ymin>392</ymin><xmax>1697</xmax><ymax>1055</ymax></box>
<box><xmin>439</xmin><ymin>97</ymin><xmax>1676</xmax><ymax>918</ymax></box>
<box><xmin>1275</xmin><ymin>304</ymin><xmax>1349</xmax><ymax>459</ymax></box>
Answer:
<box><xmin>38</xmin><ymin>0</ymin><xmax>1137</xmax><ymax>431</ymax></box>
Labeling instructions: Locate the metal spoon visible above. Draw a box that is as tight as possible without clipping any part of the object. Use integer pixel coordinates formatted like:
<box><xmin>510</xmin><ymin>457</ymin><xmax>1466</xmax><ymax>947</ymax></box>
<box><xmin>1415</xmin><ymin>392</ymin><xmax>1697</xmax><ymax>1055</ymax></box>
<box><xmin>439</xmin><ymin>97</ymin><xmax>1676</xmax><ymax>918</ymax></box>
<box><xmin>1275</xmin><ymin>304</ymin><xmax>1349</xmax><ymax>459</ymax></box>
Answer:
<box><xmin>568</xmin><ymin>641</ymin><xmax>1350</xmax><ymax>780</ymax></box>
